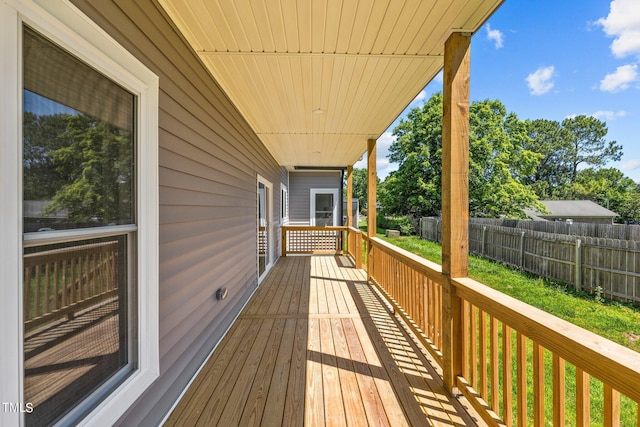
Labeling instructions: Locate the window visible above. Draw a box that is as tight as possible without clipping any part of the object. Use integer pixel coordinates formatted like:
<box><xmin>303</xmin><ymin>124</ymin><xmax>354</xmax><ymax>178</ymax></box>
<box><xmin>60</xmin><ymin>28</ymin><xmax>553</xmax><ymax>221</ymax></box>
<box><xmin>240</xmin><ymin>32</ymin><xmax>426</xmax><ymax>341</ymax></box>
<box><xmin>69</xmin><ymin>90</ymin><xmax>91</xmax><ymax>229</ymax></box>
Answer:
<box><xmin>0</xmin><ymin>1</ymin><xmax>158</xmax><ymax>426</ymax></box>
<box><xmin>281</xmin><ymin>184</ymin><xmax>289</xmax><ymax>224</ymax></box>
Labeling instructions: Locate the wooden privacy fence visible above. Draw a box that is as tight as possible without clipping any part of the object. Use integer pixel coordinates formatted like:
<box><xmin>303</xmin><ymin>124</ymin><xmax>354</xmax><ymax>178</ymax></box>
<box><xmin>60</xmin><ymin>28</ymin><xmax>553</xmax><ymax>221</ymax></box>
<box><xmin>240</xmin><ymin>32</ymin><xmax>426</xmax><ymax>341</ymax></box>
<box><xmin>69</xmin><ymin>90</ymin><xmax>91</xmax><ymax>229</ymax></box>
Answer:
<box><xmin>23</xmin><ymin>240</ymin><xmax>119</xmax><ymax>331</ymax></box>
<box><xmin>420</xmin><ymin>217</ymin><xmax>640</xmax><ymax>305</ymax></box>
<box><xmin>356</xmin><ymin>230</ymin><xmax>640</xmax><ymax>426</ymax></box>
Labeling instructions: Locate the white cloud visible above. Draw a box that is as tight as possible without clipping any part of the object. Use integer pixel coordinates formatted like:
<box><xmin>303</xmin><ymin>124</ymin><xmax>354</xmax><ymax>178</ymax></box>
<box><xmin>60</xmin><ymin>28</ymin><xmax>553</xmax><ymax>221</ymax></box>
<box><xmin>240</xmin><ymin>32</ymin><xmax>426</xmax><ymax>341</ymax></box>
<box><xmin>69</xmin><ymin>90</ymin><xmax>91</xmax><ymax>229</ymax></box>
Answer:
<box><xmin>592</xmin><ymin>110</ymin><xmax>627</xmax><ymax>120</ymax></box>
<box><xmin>566</xmin><ymin>110</ymin><xmax>627</xmax><ymax>121</ymax></box>
<box><xmin>486</xmin><ymin>24</ymin><xmax>504</xmax><ymax>49</ymax></box>
<box><xmin>599</xmin><ymin>64</ymin><xmax>638</xmax><ymax>92</ymax></box>
<box><xmin>597</xmin><ymin>0</ymin><xmax>640</xmax><ymax>59</ymax></box>
<box><xmin>412</xmin><ymin>90</ymin><xmax>427</xmax><ymax>103</ymax></box>
<box><xmin>620</xmin><ymin>159</ymin><xmax>640</xmax><ymax>171</ymax></box>
<box><xmin>525</xmin><ymin>66</ymin><xmax>555</xmax><ymax>95</ymax></box>
<box><xmin>353</xmin><ymin>132</ymin><xmax>398</xmax><ymax>179</ymax></box>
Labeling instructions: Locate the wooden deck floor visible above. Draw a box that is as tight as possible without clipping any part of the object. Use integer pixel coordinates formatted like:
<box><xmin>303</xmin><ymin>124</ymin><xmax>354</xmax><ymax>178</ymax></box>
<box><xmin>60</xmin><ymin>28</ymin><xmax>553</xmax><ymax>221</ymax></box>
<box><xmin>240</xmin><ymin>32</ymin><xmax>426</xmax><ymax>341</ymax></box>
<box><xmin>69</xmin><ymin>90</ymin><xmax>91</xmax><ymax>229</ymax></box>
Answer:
<box><xmin>164</xmin><ymin>255</ymin><xmax>482</xmax><ymax>427</ymax></box>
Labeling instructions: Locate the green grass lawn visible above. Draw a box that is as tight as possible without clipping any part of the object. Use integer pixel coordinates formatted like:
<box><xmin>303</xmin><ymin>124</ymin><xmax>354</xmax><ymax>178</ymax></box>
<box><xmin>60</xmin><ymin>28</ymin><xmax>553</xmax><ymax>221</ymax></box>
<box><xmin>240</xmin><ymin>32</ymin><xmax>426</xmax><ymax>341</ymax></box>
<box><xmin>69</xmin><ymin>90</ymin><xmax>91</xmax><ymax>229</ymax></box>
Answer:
<box><xmin>378</xmin><ymin>233</ymin><xmax>640</xmax><ymax>353</ymax></box>
<box><xmin>374</xmin><ymin>233</ymin><xmax>640</xmax><ymax>425</ymax></box>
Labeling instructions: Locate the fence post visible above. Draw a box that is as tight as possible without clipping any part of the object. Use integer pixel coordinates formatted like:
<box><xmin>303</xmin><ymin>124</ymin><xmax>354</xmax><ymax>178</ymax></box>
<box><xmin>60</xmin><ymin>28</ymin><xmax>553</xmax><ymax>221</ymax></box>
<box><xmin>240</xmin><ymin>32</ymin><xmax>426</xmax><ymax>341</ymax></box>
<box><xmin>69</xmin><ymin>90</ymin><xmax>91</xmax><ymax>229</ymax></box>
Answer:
<box><xmin>481</xmin><ymin>226</ymin><xmax>487</xmax><ymax>256</ymax></box>
<box><xmin>520</xmin><ymin>231</ymin><xmax>526</xmax><ymax>268</ymax></box>
<box><xmin>575</xmin><ymin>239</ymin><xmax>582</xmax><ymax>292</ymax></box>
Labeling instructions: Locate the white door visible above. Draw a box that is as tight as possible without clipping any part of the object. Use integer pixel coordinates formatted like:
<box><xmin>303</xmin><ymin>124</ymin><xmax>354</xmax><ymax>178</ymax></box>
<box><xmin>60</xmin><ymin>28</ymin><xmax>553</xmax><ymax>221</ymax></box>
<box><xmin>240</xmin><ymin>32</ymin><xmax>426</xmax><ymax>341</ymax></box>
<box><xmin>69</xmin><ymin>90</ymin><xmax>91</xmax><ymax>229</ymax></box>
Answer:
<box><xmin>258</xmin><ymin>176</ymin><xmax>273</xmax><ymax>282</ymax></box>
<box><xmin>310</xmin><ymin>189</ymin><xmax>339</xmax><ymax>226</ymax></box>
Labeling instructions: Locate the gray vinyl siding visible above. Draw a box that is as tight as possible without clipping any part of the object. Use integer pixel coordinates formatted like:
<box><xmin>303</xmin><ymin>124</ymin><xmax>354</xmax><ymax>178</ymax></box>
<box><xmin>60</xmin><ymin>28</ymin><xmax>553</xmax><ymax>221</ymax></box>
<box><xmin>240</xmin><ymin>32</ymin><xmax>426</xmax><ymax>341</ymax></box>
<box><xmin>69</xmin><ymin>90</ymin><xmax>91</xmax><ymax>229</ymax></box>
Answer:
<box><xmin>289</xmin><ymin>171</ymin><xmax>342</xmax><ymax>226</ymax></box>
<box><xmin>70</xmin><ymin>1</ymin><xmax>286</xmax><ymax>425</ymax></box>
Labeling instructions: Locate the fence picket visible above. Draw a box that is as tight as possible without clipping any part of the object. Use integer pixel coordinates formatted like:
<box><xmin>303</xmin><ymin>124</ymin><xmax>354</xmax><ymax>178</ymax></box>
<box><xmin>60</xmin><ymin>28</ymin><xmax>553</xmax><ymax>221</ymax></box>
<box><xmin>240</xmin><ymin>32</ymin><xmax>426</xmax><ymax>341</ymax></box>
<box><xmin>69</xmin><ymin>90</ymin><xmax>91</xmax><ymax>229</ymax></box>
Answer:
<box><xmin>420</xmin><ymin>218</ymin><xmax>640</xmax><ymax>305</ymax></box>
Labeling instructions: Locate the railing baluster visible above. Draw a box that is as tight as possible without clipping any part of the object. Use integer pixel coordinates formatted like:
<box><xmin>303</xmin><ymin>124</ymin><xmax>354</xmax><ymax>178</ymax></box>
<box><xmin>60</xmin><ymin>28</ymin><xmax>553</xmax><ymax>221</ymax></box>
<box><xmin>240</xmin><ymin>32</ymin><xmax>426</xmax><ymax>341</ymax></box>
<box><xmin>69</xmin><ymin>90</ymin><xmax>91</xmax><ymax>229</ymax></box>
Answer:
<box><xmin>35</xmin><ymin>264</ymin><xmax>41</xmax><ymax>317</ymax></box>
<box><xmin>503</xmin><ymin>323</ymin><xmax>513</xmax><ymax>426</ymax></box>
<box><xmin>576</xmin><ymin>368</ymin><xmax>590</xmax><ymax>426</ymax></box>
<box><xmin>24</xmin><ymin>266</ymin><xmax>32</xmax><ymax>321</ymax></box>
<box><xmin>470</xmin><ymin>305</ymin><xmax>478</xmax><ymax>390</ymax></box>
<box><xmin>533</xmin><ymin>343</ymin><xmax>545</xmax><ymax>427</ymax></box>
<box><xmin>61</xmin><ymin>258</ymin><xmax>68</xmax><ymax>307</ymax></box>
<box><xmin>45</xmin><ymin>261</ymin><xmax>51</xmax><ymax>313</ymax></box>
<box><xmin>491</xmin><ymin>316</ymin><xmax>499</xmax><ymax>412</ymax></box>
<box><xmin>480</xmin><ymin>310</ymin><xmax>488</xmax><ymax>401</ymax></box>
<box><xmin>70</xmin><ymin>256</ymin><xmax>76</xmax><ymax>304</ymax></box>
<box><xmin>517</xmin><ymin>332</ymin><xmax>527</xmax><ymax>427</ymax></box>
<box><xmin>53</xmin><ymin>260</ymin><xmax>59</xmax><ymax>310</ymax></box>
<box><xmin>462</xmin><ymin>300</ymin><xmax>470</xmax><ymax>379</ymax></box>
<box><xmin>604</xmin><ymin>384</ymin><xmax>620</xmax><ymax>427</ymax></box>
<box><xmin>553</xmin><ymin>354</ymin><xmax>565</xmax><ymax>427</ymax></box>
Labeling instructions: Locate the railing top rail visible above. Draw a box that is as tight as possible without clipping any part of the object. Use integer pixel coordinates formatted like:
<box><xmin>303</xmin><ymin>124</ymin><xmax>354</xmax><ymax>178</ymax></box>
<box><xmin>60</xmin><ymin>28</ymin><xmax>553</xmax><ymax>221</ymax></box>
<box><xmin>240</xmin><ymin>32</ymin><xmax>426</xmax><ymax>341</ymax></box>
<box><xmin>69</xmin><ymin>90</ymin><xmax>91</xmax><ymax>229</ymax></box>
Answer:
<box><xmin>453</xmin><ymin>276</ymin><xmax>640</xmax><ymax>403</ymax></box>
<box><xmin>370</xmin><ymin>237</ymin><xmax>443</xmax><ymax>278</ymax></box>
<box><xmin>282</xmin><ymin>225</ymin><xmax>347</xmax><ymax>231</ymax></box>
<box><xmin>24</xmin><ymin>240</ymin><xmax>118</xmax><ymax>262</ymax></box>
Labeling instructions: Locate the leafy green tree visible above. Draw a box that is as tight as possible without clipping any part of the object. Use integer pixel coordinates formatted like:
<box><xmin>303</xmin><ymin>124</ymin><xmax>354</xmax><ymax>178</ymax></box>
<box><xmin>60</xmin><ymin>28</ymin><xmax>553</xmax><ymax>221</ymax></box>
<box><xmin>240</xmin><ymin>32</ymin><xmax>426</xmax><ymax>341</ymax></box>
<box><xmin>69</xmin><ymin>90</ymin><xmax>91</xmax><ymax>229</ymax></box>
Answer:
<box><xmin>23</xmin><ymin>112</ymin><xmax>72</xmax><ymax>201</ymax></box>
<box><xmin>561</xmin><ymin>115</ymin><xmax>623</xmax><ymax>184</ymax></box>
<box><xmin>570</xmin><ymin>168</ymin><xmax>639</xmax><ymax>223</ymax></box>
<box><xmin>380</xmin><ymin>93</ymin><xmax>443</xmax><ymax>217</ymax></box>
<box><xmin>24</xmin><ymin>111</ymin><xmax>134</xmax><ymax>225</ymax></box>
<box><xmin>468</xmin><ymin>99</ymin><xmax>543</xmax><ymax>218</ymax></box>
<box><xmin>523</xmin><ymin>119</ymin><xmax>573</xmax><ymax>199</ymax></box>
<box><xmin>344</xmin><ymin>167</ymin><xmax>378</xmax><ymax>212</ymax></box>
<box><xmin>382</xmin><ymin>93</ymin><xmax>543</xmax><ymax>218</ymax></box>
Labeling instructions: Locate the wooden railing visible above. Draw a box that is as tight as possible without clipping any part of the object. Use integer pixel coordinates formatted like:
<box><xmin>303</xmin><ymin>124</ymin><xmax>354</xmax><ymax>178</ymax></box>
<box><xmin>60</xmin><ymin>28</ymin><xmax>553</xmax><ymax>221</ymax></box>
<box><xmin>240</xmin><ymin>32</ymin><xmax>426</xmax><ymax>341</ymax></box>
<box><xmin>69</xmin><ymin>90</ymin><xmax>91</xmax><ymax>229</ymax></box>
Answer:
<box><xmin>344</xmin><ymin>229</ymin><xmax>640</xmax><ymax>426</ymax></box>
<box><xmin>24</xmin><ymin>240</ymin><xmax>119</xmax><ymax>331</ymax></box>
<box><xmin>454</xmin><ymin>277</ymin><xmax>640</xmax><ymax>427</ymax></box>
<box><xmin>281</xmin><ymin>226</ymin><xmax>346</xmax><ymax>256</ymax></box>
<box><xmin>367</xmin><ymin>237</ymin><xmax>444</xmax><ymax>365</ymax></box>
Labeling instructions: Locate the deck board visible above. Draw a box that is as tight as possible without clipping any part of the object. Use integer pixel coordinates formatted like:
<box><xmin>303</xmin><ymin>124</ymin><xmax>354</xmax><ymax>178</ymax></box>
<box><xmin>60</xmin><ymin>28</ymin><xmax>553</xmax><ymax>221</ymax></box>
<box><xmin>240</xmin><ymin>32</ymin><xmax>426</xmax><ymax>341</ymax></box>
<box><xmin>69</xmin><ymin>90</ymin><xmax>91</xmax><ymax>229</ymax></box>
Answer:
<box><xmin>164</xmin><ymin>255</ymin><xmax>483</xmax><ymax>426</ymax></box>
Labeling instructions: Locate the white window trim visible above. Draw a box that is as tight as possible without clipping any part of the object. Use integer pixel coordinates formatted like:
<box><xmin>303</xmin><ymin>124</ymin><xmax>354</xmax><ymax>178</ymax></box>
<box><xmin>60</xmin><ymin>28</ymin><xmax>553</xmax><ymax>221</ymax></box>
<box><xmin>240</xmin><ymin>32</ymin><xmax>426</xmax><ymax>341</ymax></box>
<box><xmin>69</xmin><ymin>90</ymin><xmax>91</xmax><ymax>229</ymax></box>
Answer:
<box><xmin>281</xmin><ymin>183</ymin><xmax>289</xmax><ymax>225</ymax></box>
<box><xmin>0</xmin><ymin>1</ymin><xmax>159</xmax><ymax>426</ymax></box>
<box><xmin>310</xmin><ymin>188</ymin><xmax>340</xmax><ymax>226</ymax></box>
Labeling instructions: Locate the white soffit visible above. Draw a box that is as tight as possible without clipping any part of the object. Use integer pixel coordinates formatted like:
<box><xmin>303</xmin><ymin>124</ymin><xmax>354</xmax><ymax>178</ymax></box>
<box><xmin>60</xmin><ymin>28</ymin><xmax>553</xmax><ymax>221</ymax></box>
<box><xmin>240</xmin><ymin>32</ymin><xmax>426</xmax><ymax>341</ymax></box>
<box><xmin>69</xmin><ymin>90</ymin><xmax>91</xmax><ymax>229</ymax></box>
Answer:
<box><xmin>159</xmin><ymin>0</ymin><xmax>503</xmax><ymax>168</ymax></box>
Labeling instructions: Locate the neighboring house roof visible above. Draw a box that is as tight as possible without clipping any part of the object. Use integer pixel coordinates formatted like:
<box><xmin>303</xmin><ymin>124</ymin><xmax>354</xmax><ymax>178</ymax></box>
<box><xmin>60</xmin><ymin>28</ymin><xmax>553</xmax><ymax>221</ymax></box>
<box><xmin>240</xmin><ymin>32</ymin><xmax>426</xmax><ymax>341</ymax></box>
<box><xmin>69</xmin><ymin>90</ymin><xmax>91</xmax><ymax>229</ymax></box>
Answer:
<box><xmin>525</xmin><ymin>200</ymin><xmax>618</xmax><ymax>220</ymax></box>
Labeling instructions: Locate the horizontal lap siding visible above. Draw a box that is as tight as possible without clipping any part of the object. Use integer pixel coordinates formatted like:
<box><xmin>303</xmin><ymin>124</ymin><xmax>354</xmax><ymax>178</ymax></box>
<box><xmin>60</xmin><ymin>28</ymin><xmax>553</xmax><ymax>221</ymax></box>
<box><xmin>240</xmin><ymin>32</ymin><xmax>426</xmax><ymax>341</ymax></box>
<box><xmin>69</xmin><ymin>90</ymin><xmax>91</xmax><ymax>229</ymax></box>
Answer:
<box><xmin>71</xmin><ymin>1</ymin><xmax>285</xmax><ymax>425</ymax></box>
<box><xmin>289</xmin><ymin>171</ymin><xmax>342</xmax><ymax>225</ymax></box>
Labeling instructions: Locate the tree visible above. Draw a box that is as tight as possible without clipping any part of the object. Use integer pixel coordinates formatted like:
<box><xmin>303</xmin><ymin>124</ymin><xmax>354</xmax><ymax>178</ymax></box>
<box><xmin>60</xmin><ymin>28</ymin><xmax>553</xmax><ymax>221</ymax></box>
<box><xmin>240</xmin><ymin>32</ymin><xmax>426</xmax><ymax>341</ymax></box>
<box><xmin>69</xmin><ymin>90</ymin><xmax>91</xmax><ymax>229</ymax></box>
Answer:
<box><xmin>24</xmin><ymin>112</ymin><xmax>134</xmax><ymax>225</ymax></box>
<box><xmin>344</xmin><ymin>167</ymin><xmax>378</xmax><ymax>212</ymax></box>
<box><xmin>380</xmin><ymin>93</ymin><xmax>443</xmax><ymax>217</ymax></box>
<box><xmin>570</xmin><ymin>168</ymin><xmax>639</xmax><ymax>223</ymax></box>
<box><xmin>523</xmin><ymin>119</ymin><xmax>573</xmax><ymax>199</ymax></box>
<box><xmin>562</xmin><ymin>115</ymin><xmax>623</xmax><ymax>184</ymax></box>
<box><xmin>382</xmin><ymin>93</ymin><xmax>543</xmax><ymax>218</ymax></box>
<box><xmin>468</xmin><ymin>99</ymin><xmax>543</xmax><ymax>218</ymax></box>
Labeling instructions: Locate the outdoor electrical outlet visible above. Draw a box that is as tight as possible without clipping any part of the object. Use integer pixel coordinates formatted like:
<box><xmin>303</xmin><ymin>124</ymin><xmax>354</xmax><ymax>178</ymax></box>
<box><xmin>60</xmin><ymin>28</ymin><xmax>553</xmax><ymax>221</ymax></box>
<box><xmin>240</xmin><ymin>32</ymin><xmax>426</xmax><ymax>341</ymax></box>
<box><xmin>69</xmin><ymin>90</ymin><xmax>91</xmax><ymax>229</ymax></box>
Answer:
<box><xmin>216</xmin><ymin>287</ymin><xmax>228</xmax><ymax>301</ymax></box>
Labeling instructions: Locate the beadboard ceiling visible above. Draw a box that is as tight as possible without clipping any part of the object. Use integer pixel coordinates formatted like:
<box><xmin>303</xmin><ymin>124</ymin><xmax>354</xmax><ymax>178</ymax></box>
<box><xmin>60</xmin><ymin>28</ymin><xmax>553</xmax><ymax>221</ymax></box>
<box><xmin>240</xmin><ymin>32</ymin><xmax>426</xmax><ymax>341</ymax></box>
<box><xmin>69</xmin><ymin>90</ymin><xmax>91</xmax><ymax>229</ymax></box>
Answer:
<box><xmin>159</xmin><ymin>0</ymin><xmax>503</xmax><ymax>168</ymax></box>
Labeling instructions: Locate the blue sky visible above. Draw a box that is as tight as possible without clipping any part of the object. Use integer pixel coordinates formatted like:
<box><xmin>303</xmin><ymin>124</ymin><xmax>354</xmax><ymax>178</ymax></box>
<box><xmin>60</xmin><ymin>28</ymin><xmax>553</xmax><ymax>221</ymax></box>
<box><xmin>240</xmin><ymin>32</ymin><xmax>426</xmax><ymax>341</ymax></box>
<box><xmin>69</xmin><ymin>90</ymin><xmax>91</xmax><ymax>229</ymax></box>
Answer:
<box><xmin>356</xmin><ymin>0</ymin><xmax>640</xmax><ymax>183</ymax></box>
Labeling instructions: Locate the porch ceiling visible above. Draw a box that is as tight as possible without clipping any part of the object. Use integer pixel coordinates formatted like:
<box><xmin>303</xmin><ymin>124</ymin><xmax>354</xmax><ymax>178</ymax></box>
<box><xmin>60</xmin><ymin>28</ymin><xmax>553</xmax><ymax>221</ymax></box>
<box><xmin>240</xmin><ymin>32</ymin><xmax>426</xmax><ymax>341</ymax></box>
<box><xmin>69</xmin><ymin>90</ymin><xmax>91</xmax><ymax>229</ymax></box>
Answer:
<box><xmin>159</xmin><ymin>0</ymin><xmax>503</xmax><ymax>168</ymax></box>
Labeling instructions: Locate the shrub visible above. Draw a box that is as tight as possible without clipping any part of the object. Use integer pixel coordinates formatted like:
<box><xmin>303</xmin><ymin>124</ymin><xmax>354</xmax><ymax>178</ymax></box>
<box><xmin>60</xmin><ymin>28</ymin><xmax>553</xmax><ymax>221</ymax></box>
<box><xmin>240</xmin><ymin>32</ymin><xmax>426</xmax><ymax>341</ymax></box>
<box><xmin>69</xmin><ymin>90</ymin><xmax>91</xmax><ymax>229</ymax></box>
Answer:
<box><xmin>377</xmin><ymin>216</ymin><xmax>415</xmax><ymax>235</ymax></box>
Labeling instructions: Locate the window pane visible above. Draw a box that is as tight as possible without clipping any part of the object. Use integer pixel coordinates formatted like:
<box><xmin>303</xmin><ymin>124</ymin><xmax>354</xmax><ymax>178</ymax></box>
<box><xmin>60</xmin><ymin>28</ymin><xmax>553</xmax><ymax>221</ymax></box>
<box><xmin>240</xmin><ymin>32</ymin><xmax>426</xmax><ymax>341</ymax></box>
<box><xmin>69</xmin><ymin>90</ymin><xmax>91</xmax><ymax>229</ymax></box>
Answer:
<box><xmin>23</xmin><ymin>27</ymin><xmax>135</xmax><ymax>232</ymax></box>
<box><xmin>315</xmin><ymin>193</ymin><xmax>334</xmax><ymax>226</ymax></box>
<box><xmin>23</xmin><ymin>236</ymin><xmax>132</xmax><ymax>426</ymax></box>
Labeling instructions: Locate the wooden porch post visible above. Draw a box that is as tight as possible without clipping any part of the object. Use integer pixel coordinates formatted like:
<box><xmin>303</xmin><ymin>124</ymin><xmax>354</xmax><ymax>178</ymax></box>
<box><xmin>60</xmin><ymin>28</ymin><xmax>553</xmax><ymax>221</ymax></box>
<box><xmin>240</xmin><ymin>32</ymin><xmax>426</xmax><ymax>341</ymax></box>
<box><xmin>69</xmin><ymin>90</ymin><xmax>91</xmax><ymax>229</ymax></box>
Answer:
<box><xmin>441</xmin><ymin>32</ymin><xmax>470</xmax><ymax>393</ymax></box>
<box><xmin>367</xmin><ymin>139</ymin><xmax>377</xmax><ymax>278</ymax></box>
<box><xmin>347</xmin><ymin>165</ymin><xmax>353</xmax><ymax>228</ymax></box>
<box><xmin>367</xmin><ymin>139</ymin><xmax>377</xmax><ymax>238</ymax></box>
